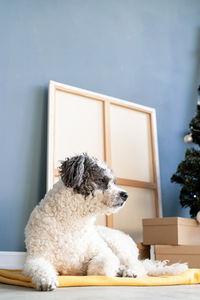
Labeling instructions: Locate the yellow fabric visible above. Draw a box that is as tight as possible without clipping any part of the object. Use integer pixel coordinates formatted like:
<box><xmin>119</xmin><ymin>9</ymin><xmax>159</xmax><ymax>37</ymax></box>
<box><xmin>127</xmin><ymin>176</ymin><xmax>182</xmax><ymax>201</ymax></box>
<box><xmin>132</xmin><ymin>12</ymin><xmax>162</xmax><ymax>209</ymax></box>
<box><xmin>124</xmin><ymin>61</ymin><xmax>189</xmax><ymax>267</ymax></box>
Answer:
<box><xmin>0</xmin><ymin>269</ymin><xmax>200</xmax><ymax>289</ymax></box>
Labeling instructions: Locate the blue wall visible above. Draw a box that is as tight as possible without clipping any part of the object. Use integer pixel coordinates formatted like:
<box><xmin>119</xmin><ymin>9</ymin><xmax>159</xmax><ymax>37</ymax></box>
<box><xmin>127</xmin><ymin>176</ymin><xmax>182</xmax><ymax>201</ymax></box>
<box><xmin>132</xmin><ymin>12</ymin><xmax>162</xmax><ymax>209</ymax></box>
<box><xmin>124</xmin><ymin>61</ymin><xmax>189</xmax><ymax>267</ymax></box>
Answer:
<box><xmin>0</xmin><ymin>0</ymin><xmax>200</xmax><ymax>251</ymax></box>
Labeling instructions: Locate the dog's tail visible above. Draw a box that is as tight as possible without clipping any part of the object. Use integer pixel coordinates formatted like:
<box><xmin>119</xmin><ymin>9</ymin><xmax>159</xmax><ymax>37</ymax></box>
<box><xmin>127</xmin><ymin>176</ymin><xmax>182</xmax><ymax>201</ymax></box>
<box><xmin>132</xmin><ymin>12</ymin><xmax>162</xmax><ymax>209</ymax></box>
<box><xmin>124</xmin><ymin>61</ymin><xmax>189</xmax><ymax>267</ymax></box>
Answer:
<box><xmin>142</xmin><ymin>259</ymin><xmax>188</xmax><ymax>276</ymax></box>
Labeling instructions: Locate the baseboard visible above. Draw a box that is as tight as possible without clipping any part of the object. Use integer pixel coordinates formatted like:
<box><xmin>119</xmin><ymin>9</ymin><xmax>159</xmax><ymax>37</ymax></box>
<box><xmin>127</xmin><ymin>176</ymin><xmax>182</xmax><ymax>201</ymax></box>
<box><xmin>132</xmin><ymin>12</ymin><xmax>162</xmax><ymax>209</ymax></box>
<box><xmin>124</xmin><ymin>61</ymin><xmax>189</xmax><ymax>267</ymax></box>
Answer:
<box><xmin>0</xmin><ymin>252</ymin><xmax>26</xmax><ymax>269</ymax></box>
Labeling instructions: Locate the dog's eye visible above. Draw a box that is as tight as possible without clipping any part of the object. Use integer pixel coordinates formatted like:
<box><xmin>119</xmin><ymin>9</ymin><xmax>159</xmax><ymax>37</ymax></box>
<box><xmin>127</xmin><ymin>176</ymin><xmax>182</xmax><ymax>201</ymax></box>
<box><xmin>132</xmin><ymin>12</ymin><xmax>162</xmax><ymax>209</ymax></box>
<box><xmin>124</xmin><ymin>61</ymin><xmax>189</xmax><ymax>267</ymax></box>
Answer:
<box><xmin>101</xmin><ymin>177</ymin><xmax>107</xmax><ymax>183</ymax></box>
<box><xmin>99</xmin><ymin>177</ymin><xmax>109</xmax><ymax>185</ymax></box>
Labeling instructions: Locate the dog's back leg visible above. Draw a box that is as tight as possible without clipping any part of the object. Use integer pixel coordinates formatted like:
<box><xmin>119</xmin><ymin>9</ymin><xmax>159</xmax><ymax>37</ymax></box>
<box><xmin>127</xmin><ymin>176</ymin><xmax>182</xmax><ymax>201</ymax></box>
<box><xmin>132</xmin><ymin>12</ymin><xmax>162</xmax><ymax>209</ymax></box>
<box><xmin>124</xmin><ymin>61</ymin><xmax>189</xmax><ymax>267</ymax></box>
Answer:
<box><xmin>23</xmin><ymin>257</ymin><xmax>58</xmax><ymax>291</ymax></box>
<box><xmin>96</xmin><ymin>226</ymin><xmax>188</xmax><ymax>277</ymax></box>
<box><xmin>87</xmin><ymin>252</ymin><xmax>120</xmax><ymax>277</ymax></box>
<box><xmin>96</xmin><ymin>225</ymin><xmax>147</xmax><ymax>277</ymax></box>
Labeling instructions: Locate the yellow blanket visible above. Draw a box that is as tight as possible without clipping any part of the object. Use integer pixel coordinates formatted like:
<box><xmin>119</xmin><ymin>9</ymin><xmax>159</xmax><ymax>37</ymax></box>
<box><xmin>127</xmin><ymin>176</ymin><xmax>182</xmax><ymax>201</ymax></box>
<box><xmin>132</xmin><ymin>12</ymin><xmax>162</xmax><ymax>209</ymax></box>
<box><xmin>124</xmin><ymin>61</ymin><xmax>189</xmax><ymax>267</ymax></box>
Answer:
<box><xmin>0</xmin><ymin>269</ymin><xmax>200</xmax><ymax>289</ymax></box>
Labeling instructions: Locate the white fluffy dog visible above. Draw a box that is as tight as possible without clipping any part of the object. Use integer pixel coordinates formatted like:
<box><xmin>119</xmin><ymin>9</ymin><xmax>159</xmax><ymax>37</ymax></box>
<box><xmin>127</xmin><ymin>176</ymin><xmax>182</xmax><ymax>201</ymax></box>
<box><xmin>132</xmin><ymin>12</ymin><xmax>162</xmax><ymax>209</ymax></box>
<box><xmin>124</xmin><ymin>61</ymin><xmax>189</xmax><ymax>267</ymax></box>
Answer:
<box><xmin>23</xmin><ymin>154</ymin><xmax>187</xmax><ymax>291</ymax></box>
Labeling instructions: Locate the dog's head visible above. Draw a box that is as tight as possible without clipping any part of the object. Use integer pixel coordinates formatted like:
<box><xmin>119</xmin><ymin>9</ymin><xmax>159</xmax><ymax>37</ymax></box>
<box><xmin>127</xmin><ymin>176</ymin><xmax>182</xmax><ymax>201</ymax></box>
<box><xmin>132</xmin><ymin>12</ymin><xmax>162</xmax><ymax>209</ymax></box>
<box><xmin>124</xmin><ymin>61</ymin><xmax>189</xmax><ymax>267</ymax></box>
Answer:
<box><xmin>59</xmin><ymin>153</ymin><xmax>128</xmax><ymax>215</ymax></box>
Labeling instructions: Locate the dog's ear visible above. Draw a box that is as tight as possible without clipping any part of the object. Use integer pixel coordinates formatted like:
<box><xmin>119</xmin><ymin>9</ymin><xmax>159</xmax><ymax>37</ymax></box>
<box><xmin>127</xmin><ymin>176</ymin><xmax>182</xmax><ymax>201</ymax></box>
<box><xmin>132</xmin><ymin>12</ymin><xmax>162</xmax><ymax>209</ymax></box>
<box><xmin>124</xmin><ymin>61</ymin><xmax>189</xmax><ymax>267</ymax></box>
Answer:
<box><xmin>59</xmin><ymin>155</ymin><xmax>86</xmax><ymax>188</ymax></box>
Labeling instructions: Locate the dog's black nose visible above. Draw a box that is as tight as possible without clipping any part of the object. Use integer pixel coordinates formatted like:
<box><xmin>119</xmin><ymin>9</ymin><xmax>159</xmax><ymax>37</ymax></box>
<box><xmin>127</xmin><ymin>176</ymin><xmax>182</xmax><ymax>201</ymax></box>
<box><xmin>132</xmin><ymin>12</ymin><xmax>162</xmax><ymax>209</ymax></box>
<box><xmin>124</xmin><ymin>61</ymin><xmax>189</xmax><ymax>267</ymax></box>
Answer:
<box><xmin>119</xmin><ymin>191</ymin><xmax>128</xmax><ymax>201</ymax></box>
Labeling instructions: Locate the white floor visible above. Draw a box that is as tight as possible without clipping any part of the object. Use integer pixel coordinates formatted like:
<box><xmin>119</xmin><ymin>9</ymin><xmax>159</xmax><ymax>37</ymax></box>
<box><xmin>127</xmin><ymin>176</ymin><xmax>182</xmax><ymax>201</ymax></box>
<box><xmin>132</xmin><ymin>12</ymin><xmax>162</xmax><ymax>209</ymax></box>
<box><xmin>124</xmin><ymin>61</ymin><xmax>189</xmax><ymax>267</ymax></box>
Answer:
<box><xmin>1</xmin><ymin>283</ymin><xmax>200</xmax><ymax>300</ymax></box>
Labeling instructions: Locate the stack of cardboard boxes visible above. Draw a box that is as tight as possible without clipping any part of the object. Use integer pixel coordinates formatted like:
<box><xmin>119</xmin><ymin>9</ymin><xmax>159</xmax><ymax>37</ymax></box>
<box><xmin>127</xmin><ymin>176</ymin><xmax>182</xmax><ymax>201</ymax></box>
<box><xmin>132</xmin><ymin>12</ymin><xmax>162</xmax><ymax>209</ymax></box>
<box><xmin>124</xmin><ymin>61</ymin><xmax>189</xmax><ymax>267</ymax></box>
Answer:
<box><xmin>142</xmin><ymin>217</ymin><xmax>200</xmax><ymax>268</ymax></box>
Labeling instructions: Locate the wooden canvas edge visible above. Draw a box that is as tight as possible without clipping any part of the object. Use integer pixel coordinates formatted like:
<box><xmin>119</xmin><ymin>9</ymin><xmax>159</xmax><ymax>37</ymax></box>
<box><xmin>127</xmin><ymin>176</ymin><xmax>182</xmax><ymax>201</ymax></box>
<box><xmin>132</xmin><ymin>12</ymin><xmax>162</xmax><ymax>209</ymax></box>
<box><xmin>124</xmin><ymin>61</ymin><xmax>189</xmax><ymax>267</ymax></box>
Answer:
<box><xmin>49</xmin><ymin>80</ymin><xmax>155</xmax><ymax>114</ymax></box>
<box><xmin>150</xmin><ymin>110</ymin><xmax>163</xmax><ymax>217</ymax></box>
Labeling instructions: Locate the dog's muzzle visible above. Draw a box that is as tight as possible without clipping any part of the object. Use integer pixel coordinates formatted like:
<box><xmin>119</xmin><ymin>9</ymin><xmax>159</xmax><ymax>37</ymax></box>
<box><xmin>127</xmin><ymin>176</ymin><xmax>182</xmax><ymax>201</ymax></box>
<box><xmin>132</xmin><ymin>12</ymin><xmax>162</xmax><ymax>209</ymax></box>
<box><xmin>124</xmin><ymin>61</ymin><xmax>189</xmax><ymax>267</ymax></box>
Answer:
<box><xmin>119</xmin><ymin>191</ymin><xmax>128</xmax><ymax>201</ymax></box>
<box><xmin>113</xmin><ymin>191</ymin><xmax>128</xmax><ymax>207</ymax></box>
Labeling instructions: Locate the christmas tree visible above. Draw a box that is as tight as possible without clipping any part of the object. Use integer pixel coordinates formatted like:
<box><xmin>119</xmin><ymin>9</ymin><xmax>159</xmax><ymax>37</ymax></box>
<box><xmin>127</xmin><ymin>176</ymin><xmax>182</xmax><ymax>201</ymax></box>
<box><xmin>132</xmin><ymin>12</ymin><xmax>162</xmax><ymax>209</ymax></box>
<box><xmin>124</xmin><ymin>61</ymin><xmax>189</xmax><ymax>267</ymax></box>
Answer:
<box><xmin>171</xmin><ymin>86</ymin><xmax>200</xmax><ymax>218</ymax></box>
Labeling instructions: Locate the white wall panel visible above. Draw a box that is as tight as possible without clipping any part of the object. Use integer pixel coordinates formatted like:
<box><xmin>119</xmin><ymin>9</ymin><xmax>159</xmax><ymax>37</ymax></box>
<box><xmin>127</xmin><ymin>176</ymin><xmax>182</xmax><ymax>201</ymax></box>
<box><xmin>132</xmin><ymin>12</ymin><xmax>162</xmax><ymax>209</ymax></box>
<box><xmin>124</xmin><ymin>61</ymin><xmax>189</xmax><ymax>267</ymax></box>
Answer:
<box><xmin>114</xmin><ymin>186</ymin><xmax>156</xmax><ymax>242</ymax></box>
<box><xmin>54</xmin><ymin>90</ymin><xmax>104</xmax><ymax>168</ymax></box>
<box><xmin>110</xmin><ymin>104</ymin><xmax>153</xmax><ymax>182</ymax></box>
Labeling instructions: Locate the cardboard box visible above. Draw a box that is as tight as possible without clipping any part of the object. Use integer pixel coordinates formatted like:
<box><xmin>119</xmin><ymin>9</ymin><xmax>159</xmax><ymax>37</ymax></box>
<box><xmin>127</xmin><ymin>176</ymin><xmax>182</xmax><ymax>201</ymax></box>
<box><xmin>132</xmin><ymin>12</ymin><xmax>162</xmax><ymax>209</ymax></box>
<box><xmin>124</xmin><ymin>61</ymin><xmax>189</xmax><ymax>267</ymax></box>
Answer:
<box><xmin>137</xmin><ymin>243</ymin><xmax>150</xmax><ymax>260</ymax></box>
<box><xmin>143</xmin><ymin>217</ymin><xmax>200</xmax><ymax>246</ymax></box>
<box><xmin>155</xmin><ymin>245</ymin><xmax>200</xmax><ymax>268</ymax></box>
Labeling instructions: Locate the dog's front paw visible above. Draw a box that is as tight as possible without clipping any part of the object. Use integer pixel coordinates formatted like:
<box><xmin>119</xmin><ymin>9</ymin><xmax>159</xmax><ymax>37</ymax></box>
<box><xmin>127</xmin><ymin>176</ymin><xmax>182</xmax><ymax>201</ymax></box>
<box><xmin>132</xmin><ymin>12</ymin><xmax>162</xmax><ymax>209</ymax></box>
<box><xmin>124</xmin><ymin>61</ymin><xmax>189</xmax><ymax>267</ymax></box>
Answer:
<box><xmin>117</xmin><ymin>267</ymin><xmax>137</xmax><ymax>278</ymax></box>
<box><xmin>33</xmin><ymin>276</ymin><xmax>58</xmax><ymax>291</ymax></box>
<box><xmin>23</xmin><ymin>257</ymin><xmax>58</xmax><ymax>291</ymax></box>
<box><xmin>122</xmin><ymin>268</ymin><xmax>138</xmax><ymax>278</ymax></box>
<box><xmin>117</xmin><ymin>264</ymin><xmax>146</xmax><ymax>278</ymax></box>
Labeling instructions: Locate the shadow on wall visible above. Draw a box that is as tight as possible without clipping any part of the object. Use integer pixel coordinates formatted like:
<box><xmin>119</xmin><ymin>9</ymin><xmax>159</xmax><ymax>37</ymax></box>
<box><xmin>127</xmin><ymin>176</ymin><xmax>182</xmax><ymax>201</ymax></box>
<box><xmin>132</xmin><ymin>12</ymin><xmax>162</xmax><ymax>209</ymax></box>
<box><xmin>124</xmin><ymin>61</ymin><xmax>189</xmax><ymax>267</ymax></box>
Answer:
<box><xmin>186</xmin><ymin>27</ymin><xmax>200</xmax><ymax>123</ymax></box>
<box><xmin>19</xmin><ymin>86</ymin><xmax>48</xmax><ymax>250</ymax></box>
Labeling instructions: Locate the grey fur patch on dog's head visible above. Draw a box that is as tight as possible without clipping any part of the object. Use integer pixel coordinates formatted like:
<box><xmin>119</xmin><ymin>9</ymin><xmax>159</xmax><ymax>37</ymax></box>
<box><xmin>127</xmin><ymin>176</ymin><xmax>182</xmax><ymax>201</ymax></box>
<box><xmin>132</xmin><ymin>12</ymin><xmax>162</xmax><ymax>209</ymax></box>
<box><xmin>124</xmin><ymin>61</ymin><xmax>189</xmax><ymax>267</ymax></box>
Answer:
<box><xmin>59</xmin><ymin>153</ymin><xmax>114</xmax><ymax>197</ymax></box>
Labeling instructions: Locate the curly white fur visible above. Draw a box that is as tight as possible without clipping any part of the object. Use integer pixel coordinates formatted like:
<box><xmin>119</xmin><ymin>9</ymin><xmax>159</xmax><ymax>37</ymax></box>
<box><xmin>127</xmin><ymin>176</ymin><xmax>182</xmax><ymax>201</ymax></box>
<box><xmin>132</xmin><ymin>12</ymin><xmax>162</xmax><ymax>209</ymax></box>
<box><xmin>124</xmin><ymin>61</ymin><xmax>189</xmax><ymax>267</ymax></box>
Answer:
<box><xmin>23</xmin><ymin>155</ymin><xmax>188</xmax><ymax>291</ymax></box>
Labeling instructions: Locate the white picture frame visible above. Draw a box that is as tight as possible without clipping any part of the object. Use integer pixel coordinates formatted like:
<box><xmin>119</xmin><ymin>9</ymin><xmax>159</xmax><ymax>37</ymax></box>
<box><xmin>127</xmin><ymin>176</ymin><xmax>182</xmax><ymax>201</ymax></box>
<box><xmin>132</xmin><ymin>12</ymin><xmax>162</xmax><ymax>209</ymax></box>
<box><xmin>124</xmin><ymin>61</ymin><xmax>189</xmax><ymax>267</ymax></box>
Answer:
<box><xmin>47</xmin><ymin>80</ymin><xmax>162</xmax><ymax>241</ymax></box>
